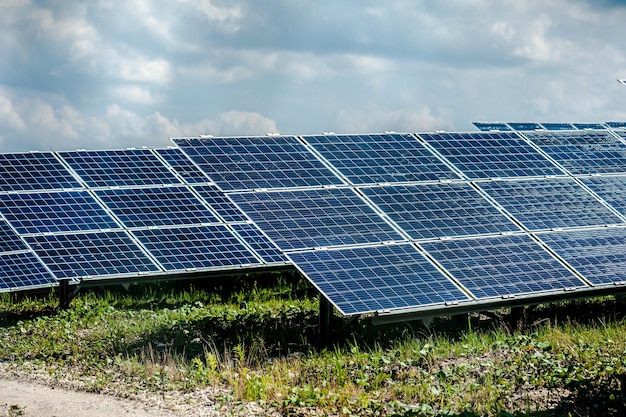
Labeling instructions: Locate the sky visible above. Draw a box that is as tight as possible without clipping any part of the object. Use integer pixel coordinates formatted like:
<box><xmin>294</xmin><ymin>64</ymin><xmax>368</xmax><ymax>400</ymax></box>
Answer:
<box><xmin>1</xmin><ymin>0</ymin><xmax>626</xmax><ymax>152</ymax></box>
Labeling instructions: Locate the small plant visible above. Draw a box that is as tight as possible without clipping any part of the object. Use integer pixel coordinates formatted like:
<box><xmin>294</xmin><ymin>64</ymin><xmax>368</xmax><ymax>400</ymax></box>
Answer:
<box><xmin>7</xmin><ymin>404</ymin><xmax>25</xmax><ymax>417</ymax></box>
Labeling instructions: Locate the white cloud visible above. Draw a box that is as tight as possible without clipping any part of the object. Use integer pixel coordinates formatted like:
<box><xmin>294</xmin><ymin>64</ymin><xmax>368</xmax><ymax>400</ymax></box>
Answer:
<box><xmin>0</xmin><ymin>94</ymin><xmax>26</xmax><ymax>131</ymax></box>
<box><xmin>337</xmin><ymin>107</ymin><xmax>445</xmax><ymax>133</ymax></box>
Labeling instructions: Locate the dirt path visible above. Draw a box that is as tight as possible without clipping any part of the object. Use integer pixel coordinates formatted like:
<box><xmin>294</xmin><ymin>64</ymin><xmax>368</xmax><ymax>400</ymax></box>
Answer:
<box><xmin>0</xmin><ymin>377</ymin><xmax>183</xmax><ymax>417</ymax></box>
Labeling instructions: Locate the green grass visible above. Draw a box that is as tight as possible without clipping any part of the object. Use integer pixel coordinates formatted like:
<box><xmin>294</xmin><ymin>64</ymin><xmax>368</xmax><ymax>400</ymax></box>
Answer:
<box><xmin>1</xmin><ymin>273</ymin><xmax>626</xmax><ymax>416</ymax></box>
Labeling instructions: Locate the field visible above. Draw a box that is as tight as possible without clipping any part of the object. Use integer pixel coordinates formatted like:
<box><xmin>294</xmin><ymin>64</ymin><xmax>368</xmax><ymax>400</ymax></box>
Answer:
<box><xmin>1</xmin><ymin>271</ymin><xmax>626</xmax><ymax>416</ymax></box>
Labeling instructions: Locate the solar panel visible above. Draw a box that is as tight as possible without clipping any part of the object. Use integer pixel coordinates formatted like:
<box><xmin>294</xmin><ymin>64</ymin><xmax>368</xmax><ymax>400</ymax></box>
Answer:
<box><xmin>302</xmin><ymin>133</ymin><xmax>460</xmax><ymax>184</ymax></box>
<box><xmin>0</xmin><ymin>152</ymin><xmax>81</xmax><ymax>192</ymax></box>
<box><xmin>25</xmin><ymin>231</ymin><xmax>160</xmax><ymax>279</ymax></box>
<box><xmin>0</xmin><ymin>220</ymin><xmax>27</xmax><ymax>252</ymax></box>
<box><xmin>580</xmin><ymin>176</ymin><xmax>626</xmax><ymax>216</ymax></box>
<box><xmin>155</xmin><ymin>148</ymin><xmax>212</xmax><ymax>184</ymax></box>
<box><xmin>360</xmin><ymin>183</ymin><xmax>520</xmax><ymax>240</ymax></box>
<box><xmin>606</xmin><ymin>122</ymin><xmax>626</xmax><ymax>129</ymax></box>
<box><xmin>192</xmin><ymin>185</ymin><xmax>249</xmax><ymax>223</ymax></box>
<box><xmin>478</xmin><ymin>178</ymin><xmax>624</xmax><ymax>231</ymax></box>
<box><xmin>173</xmin><ymin>136</ymin><xmax>344</xmax><ymax>191</ymax></box>
<box><xmin>0</xmin><ymin>252</ymin><xmax>57</xmax><ymax>291</ymax></box>
<box><xmin>419</xmin><ymin>131</ymin><xmax>564</xmax><ymax>179</ymax></box>
<box><xmin>287</xmin><ymin>243</ymin><xmax>470</xmax><ymax>315</ymax></box>
<box><xmin>472</xmin><ymin>122</ymin><xmax>511</xmax><ymax>132</ymax></box>
<box><xmin>420</xmin><ymin>234</ymin><xmax>586</xmax><ymax>299</ymax></box>
<box><xmin>573</xmin><ymin>123</ymin><xmax>606</xmax><ymax>130</ymax></box>
<box><xmin>524</xmin><ymin>130</ymin><xmax>626</xmax><ymax>175</ymax></box>
<box><xmin>59</xmin><ymin>149</ymin><xmax>181</xmax><ymax>187</ymax></box>
<box><xmin>131</xmin><ymin>225</ymin><xmax>261</xmax><ymax>271</ymax></box>
<box><xmin>507</xmin><ymin>122</ymin><xmax>542</xmax><ymax>131</ymax></box>
<box><xmin>540</xmin><ymin>123</ymin><xmax>575</xmax><ymax>131</ymax></box>
<box><xmin>95</xmin><ymin>186</ymin><xmax>219</xmax><ymax>228</ymax></box>
<box><xmin>230</xmin><ymin>223</ymin><xmax>288</xmax><ymax>264</ymax></box>
<box><xmin>228</xmin><ymin>188</ymin><xmax>404</xmax><ymax>251</ymax></box>
<box><xmin>0</xmin><ymin>191</ymin><xmax>119</xmax><ymax>234</ymax></box>
<box><xmin>537</xmin><ymin>227</ymin><xmax>626</xmax><ymax>286</ymax></box>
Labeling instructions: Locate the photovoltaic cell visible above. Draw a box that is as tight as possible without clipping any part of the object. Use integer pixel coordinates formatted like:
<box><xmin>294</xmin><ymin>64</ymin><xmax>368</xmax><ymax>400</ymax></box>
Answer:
<box><xmin>507</xmin><ymin>122</ymin><xmax>542</xmax><ymax>131</ymax></box>
<box><xmin>524</xmin><ymin>130</ymin><xmax>626</xmax><ymax>175</ymax></box>
<box><xmin>192</xmin><ymin>185</ymin><xmax>249</xmax><ymax>223</ymax></box>
<box><xmin>230</xmin><ymin>223</ymin><xmax>288</xmax><ymax>264</ymax></box>
<box><xmin>573</xmin><ymin>123</ymin><xmax>606</xmax><ymax>130</ymax></box>
<box><xmin>288</xmin><ymin>243</ymin><xmax>470</xmax><ymax>315</ymax></box>
<box><xmin>472</xmin><ymin>122</ymin><xmax>511</xmax><ymax>132</ymax></box>
<box><xmin>173</xmin><ymin>136</ymin><xmax>343</xmax><ymax>191</ymax></box>
<box><xmin>540</xmin><ymin>123</ymin><xmax>575</xmax><ymax>131</ymax></box>
<box><xmin>155</xmin><ymin>148</ymin><xmax>212</xmax><ymax>184</ymax></box>
<box><xmin>0</xmin><ymin>152</ymin><xmax>81</xmax><ymax>192</ymax></box>
<box><xmin>580</xmin><ymin>176</ymin><xmax>626</xmax><ymax>216</ymax></box>
<box><xmin>25</xmin><ymin>231</ymin><xmax>160</xmax><ymax>279</ymax></box>
<box><xmin>478</xmin><ymin>178</ymin><xmax>623</xmax><ymax>231</ymax></box>
<box><xmin>0</xmin><ymin>252</ymin><xmax>57</xmax><ymax>291</ymax></box>
<box><xmin>132</xmin><ymin>225</ymin><xmax>260</xmax><ymax>271</ymax></box>
<box><xmin>538</xmin><ymin>228</ymin><xmax>626</xmax><ymax>286</ymax></box>
<box><xmin>302</xmin><ymin>133</ymin><xmax>460</xmax><ymax>184</ymax></box>
<box><xmin>419</xmin><ymin>131</ymin><xmax>564</xmax><ymax>179</ymax></box>
<box><xmin>420</xmin><ymin>234</ymin><xmax>586</xmax><ymax>299</ymax></box>
<box><xmin>0</xmin><ymin>220</ymin><xmax>27</xmax><ymax>252</ymax></box>
<box><xmin>360</xmin><ymin>183</ymin><xmax>520</xmax><ymax>240</ymax></box>
<box><xmin>95</xmin><ymin>186</ymin><xmax>219</xmax><ymax>228</ymax></box>
<box><xmin>0</xmin><ymin>191</ymin><xmax>119</xmax><ymax>234</ymax></box>
<box><xmin>606</xmin><ymin>122</ymin><xmax>626</xmax><ymax>129</ymax></box>
<box><xmin>59</xmin><ymin>149</ymin><xmax>181</xmax><ymax>187</ymax></box>
<box><xmin>229</xmin><ymin>188</ymin><xmax>404</xmax><ymax>251</ymax></box>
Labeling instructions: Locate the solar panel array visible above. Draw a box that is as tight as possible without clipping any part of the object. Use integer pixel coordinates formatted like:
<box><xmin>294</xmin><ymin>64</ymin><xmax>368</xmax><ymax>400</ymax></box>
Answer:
<box><xmin>3</xmin><ymin>123</ymin><xmax>626</xmax><ymax>321</ymax></box>
<box><xmin>173</xmin><ymin>128</ymin><xmax>626</xmax><ymax>317</ymax></box>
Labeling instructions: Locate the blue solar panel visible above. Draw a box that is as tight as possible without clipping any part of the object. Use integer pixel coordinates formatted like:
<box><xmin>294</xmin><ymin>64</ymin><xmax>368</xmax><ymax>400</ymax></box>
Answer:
<box><xmin>0</xmin><ymin>152</ymin><xmax>81</xmax><ymax>192</ymax></box>
<box><xmin>59</xmin><ymin>149</ymin><xmax>181</xmax><ymax>187</ymax></box>
<box><xmin>524</xmin><ymin>130</ymin><xmax>626</xmax><ymax>175</ymax></box>
<box><xmin>580</xmin><ymin>176</ymin><xmax>626</xmax><ymax>216</ymax></box>
<box><xmin>0</xmin><ymin>191</ymin><xmax>119</xmax><ymax>234</ymax></box>
<box><xmin>0</xmin><ymin>220</ymin><xmax>27</xmax><ymax>252</ymax></box>
<box><xmin>229</xmin><ymin>188</ymin><xmax>404</xmax><ymax>251</ymax></box>
<box><xmin>132</xmin><ymin>225</ymin><xmax>260</xmax><ymax>271</ymax></box>
<box><xmin>0</xmin><ymin>252</ymin><xmax>57</xmax><ymax>291</ymax></box>
<box><xmin>173</xmin><ymin>136</ymin><xmax>344</xmax><ymax>191</ymax></box>
<box><xmin>288</xmin><ymin>243</ymin><xmax>470</xmax><ymax>315</ymax></box>
<box><xmin>155</xmin><ymin>148</ymin><xmax>212</xmax><ymax>184</ymax></box>
<box><xmin>420</xmin><ymin>234</ymin><xmax>586</xmax><ymax>299</ymax></box>
<box><xmin>478</xmin><ymin>178</ymin><xmax>623</xmax><ymax>231</ymax></box>
<box><xmin>573</xmin><ymin>123</ymin><xmax>606</xmax><ymax>130</ymax></box>
<box><xmin>192</xmin><ymin>185</ymin><xmax>249</xmax><ymax>223</ymax></box>
<box><xmin>507</xmin><ymin>122</ymin><xmax>542</xmax><ymax>131</ymax></box>
<box><xmin>95</xmin><ymin>186</ymin><xmax>219</xmax><ymax>228</ymax></box>
<box><xmin>25</xmin><ymin>231</ymin><xmax>160</xmax><ymax>279</ymax></box>
<box><xmin>361</xmin><ymin>183</ymin><xmax>520</xmax><ymax>239</ymax></box>
<box><xmin>419</xmin><ymin>131</ymin><xmax>564</xmax><ymax>179</ymax></box>
<box><xmin>472</xmin><ymin>122</ymin><xmax>511</xmax><ymax>132</ymax></box>
<box><xmin>606</xmin><ymin>122</ymin><xmax>626</xmax><ymax>129</ymax></box>
<box><xmin>540</xmin><ymin>123</ymin><xmax>575</xmax><ymax>131</ymax></box>
<box><xmin>302</xmin><ymin>133</ymin><xmax>460</xmax><ymax>184</ymax></box>
<box><xmin>230</xmin><ymin>223</ymin><xmax>288</xmax><ymax>264</ymax></box>
<box><xmin>538</xmin><ymin>228</ymin><xmax>626</xmax><ymax>286</ymax></box>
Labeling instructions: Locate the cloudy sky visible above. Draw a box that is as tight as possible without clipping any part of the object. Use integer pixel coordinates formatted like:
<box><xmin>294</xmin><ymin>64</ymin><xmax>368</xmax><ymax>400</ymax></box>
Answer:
<box><xmin>1</xmin><ymin>0</ymin><xmax>626</xmax><ymax>152</ymax></box>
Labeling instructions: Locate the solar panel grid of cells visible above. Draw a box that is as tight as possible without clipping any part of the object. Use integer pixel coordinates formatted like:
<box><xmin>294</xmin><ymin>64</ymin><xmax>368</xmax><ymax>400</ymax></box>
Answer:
<box><xmin>0</xmin><ymin>152</ymin><xmax>82</xmax><ymax>192</ymax></box>
<box><xmin>59</xmin><ymin>149</ymin><xmax>181</xmax><ymax>187</ymax></box>
<box><xmin>360</xmin><ymin>183</ymin><xmax>520</xmax><ymax>240</ymax></box>
<box><xmin>132</xmin><ymin>225</ymin><xmax>261</xmax><ymax>271</ymax></box>
<box><xmin>302</xmin><ymin>133</ymin><xmax>461</xmax><ymax>184</ymax></box>
<box><xmin>287</xmin><ymin>243</ymin><xmax>470</xmax><ymax>315</ymax></box>
<box><xmin>580</xmin><ymin>176</ymin><xmax>626</xmax><ymax>216</ymax></box>
<box><xmin>420</xmin><ymin>234</ymin><xmax>587</xmax><ymax>299</ymax></box>
<box><xmin>192</xmin><ymin>184</ymin><xmax>250</xmax><ymax>223</ymax></box>
<box><xmin>173</xmin><ymin>136</ymin><xmax>344</xmax><ymax>191</ymax></box>
<box><xmin>524</xmin><ymin>130</ymin><xmax>626</xmax><ymax>175</ymax></box>
<box><xmin>0</xmin><ymin>190</ymin><xmax>120</xmax><ymax>234</ymax></box>
<box><xmin>95</xmin><ymin>186</ymin><xmax>220</xmax><ymax>228</ymax></box>
<box><xmin>0</xmin><ymin>251</ymin><xmax>57</xmax><ymax>290</ymax></box>
<box><xmin>228</xmin><ymin>187</ymin><xmax>404</xmax><ymax>251</ymax></box>
<box><xmin>230</xmin><ymin>223</ymin><xmax>288</xmax><ymax>264</ymax></box>
<box><xmin>478</xmin><ymin>178</ymin><xmax>625</xmax><ymax>231</ymax></box>
<box><xmin>154</xmin><ymin>148</ymin><xmax>212</xmax><ymax>184</ymax></box>
<box><xmin>0</xmin><ymin>219</ymin><xmax>28</xmax><ymax>252</ymax></box>
<box><xmin>419</xmin><ymin>131</ymin><xmax>565</xmax><ymax>179</ymax></box>
<box><xmin>537</xmin><ymin>227</ymin><xmax>626</xmax><ymax>286</ymax></box>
